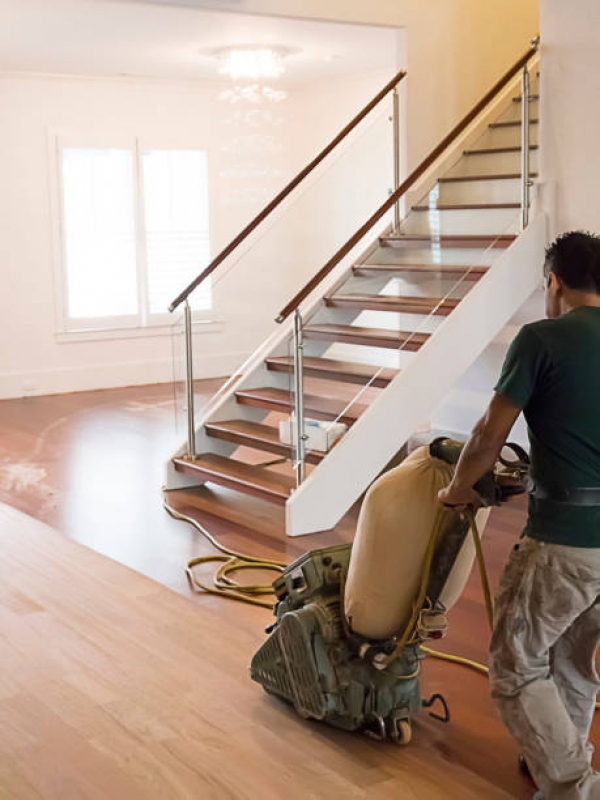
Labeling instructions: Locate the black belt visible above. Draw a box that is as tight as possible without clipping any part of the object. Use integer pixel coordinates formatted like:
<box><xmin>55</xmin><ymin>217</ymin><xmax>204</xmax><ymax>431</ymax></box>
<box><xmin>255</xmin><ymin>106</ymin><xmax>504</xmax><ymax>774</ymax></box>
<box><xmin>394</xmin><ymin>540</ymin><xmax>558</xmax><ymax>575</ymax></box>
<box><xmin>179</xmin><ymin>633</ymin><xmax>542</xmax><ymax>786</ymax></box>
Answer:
<box><xmin>528</xmin><ymin>480</ymin><xmax>600</xmax><ymax>506</ymax></box>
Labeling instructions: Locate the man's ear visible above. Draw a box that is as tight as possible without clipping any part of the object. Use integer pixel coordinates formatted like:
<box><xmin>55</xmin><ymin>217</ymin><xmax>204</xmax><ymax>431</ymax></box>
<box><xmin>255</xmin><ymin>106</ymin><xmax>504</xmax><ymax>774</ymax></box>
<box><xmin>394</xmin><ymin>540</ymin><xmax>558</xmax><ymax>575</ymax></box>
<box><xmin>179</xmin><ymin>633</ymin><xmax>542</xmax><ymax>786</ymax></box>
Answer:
<box><xmin>547</xmin><ymin>271</ymin><xmax>561</xmax><ymax>293</ymax></box>
<box><xmin>545</xmin><ymin>270</ymin><xmax>563</xmax><ymax>318</ymax></box>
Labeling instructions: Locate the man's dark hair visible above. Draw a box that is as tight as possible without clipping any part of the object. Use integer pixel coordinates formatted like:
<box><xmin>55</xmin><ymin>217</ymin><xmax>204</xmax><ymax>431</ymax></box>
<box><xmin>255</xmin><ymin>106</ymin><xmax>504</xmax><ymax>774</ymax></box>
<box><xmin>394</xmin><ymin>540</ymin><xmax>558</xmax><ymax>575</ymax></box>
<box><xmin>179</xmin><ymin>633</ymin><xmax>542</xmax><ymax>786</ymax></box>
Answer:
<box><xmin>544</xmin><ymin>231</ymin><xmax>600</xmax><ymax>294</ymax></box>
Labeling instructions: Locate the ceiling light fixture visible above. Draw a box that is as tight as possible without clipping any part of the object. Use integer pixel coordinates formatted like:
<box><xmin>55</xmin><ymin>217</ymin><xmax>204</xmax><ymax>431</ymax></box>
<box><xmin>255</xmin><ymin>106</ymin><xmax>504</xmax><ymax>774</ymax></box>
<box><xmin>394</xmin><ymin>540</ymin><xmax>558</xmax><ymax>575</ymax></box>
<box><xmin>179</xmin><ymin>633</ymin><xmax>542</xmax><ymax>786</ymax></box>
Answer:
<box><xmin>215</xmin><ymin>47</ymin><xmax>288</xmax><ymax>80</ymax></box>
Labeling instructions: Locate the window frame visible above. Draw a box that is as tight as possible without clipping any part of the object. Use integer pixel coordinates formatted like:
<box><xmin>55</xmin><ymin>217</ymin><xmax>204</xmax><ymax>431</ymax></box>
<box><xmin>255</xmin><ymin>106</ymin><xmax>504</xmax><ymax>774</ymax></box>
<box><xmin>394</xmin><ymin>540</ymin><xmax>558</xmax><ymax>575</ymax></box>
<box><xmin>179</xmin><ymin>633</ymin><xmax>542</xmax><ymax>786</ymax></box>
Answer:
<box><xmin>49</xmin><ymin>131</ymin><xmax>216</xmax><ymax>341</ymax></box>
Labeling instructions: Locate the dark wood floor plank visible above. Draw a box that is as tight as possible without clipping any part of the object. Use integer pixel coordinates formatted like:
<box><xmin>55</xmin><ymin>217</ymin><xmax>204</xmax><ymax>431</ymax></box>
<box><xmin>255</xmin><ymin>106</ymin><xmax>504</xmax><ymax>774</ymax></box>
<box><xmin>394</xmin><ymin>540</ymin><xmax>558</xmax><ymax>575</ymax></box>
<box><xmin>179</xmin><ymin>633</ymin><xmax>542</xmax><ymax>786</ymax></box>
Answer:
<box><xmin>205</xmin><ymin>419</ymin><xmax>326</xmax><ymax>464</ymax></box>
<box><xmin>325</xmin><ymin>293</ymin><xmax>460</xmax><ymax>316</ymax></box>
<box><xmin>235</xmin><ymin>386</ymin><xmax>369</xmax><ymax>425</ymax></box>
<box><xmin>380</xmin><ymin>233</ymin><xmax>516</xmax><ymax>249</ymax></box>
<box><xmin>353</xmin><ymin>263</ymin><xmax>488</xmax><ymax>280</ymax></box>
<box><xmin>437</xmin><ymin>174</ymin><xmax>536</xmax><ymax>184</ymax></box>
<box><xmin>174</xmin><ymin>453</ymin><xmax>295</xmax><ymax>504</ymax></box>
<box><xmin>411</xmin><ymin>203</ymin><xmax>520</xmax><ymax>210</ymax></box>
<box><xmin>265</xmin><ymin>355</ymin><xmax>398</xmax><ymax>388</ymax></box>
<box><xmin>303</xmin><ymin>323</ymin><xmax>429</xmax><ymax>350</ymax></box>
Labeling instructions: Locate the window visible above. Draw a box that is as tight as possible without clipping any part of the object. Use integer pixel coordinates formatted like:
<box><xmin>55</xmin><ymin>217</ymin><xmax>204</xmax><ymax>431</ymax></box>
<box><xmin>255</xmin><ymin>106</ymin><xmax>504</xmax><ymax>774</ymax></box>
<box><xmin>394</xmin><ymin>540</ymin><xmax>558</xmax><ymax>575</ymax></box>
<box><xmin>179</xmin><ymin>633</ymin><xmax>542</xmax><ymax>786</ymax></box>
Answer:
<box><xmin>57</xmin><ymin>142</ymin><xmax>211</xmax><ymax>332</ymax></box>
<box><xmin>142</xmin><ymin>150</ymin><xmax>211</xmax><ymax>315</ymax></box>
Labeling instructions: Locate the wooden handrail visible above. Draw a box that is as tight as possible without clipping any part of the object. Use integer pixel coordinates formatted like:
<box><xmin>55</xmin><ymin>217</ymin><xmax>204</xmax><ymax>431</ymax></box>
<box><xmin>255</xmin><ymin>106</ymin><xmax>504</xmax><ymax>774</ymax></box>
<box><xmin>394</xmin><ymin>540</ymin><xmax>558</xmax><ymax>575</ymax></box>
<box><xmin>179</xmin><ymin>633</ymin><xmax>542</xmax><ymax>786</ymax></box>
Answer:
<box><xmin>168</xmin><ymin>69</ymin><xmax>407</xmax><ymax>312</ymax></box>
<box><xmin>275</xmin><ymin>41</ymin><xmax>539</xmax><ymax>324</ymax></box>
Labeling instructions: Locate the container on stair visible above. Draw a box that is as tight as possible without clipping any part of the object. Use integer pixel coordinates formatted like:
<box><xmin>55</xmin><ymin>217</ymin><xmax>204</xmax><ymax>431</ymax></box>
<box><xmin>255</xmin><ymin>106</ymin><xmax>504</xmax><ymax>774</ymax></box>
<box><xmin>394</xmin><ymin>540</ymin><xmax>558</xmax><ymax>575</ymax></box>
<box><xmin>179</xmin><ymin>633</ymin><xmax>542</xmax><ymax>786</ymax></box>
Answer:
<box><xmin>279</xmin><ymin>414</ymin><xmax>347</xmax><ymax>453</ymax></box>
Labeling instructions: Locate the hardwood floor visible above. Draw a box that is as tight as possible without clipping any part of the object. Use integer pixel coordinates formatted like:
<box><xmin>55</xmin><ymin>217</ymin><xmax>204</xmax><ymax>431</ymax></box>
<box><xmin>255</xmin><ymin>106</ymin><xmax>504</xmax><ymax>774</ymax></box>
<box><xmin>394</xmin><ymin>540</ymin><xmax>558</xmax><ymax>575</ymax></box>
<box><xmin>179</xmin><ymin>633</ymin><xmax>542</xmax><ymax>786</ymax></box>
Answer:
<box><xmin>0</xmin><ymin>382</ymin><xmax>596</xmax><ymax>798</ymax></box>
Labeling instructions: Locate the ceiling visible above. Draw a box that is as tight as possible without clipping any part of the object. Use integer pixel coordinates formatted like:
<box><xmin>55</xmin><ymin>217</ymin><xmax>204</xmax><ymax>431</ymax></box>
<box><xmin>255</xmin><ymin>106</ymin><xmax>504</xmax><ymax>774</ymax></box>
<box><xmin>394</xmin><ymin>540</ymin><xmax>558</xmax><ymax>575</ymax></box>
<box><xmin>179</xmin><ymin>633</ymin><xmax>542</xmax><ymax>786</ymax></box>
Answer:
<box><xmin>0</xmin><ymin>0</ymin><xmax>399</xmax><ymax>84</ymax></box>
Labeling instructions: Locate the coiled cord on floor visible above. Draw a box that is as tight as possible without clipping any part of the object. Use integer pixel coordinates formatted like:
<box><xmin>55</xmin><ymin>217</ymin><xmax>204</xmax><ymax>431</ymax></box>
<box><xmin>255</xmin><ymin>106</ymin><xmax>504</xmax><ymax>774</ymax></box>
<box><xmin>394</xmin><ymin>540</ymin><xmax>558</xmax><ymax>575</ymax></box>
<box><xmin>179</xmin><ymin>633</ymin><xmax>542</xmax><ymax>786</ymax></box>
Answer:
<box><xmin>163</xmin><ymin>498</ymin><xmax>284</xmax><ymax>608</ymax></box>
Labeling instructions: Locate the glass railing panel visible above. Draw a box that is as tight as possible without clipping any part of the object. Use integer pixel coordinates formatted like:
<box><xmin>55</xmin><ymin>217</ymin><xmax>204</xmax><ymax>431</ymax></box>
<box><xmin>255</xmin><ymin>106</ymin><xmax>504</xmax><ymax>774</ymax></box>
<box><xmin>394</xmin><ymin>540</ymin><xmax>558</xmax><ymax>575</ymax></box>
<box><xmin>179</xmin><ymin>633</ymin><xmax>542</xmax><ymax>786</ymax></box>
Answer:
<box><xmin>171</xmin><ymin>96</ymin><xmax>399</xmax><ymax>470</ymax></box>
<box><xmin>294</xmin><ymin>214</ymin><xmax>521</xmax><ymax>467</ymax></box>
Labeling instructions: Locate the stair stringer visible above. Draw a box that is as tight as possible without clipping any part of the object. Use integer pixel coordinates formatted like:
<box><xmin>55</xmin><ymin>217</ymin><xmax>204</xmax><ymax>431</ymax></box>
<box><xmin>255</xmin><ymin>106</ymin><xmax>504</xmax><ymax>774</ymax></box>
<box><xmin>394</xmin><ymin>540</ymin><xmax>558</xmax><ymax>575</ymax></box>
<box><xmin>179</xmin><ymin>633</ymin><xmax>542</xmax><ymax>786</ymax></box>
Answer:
<box><xmin>285</xmin><ymin>212</ymin><xmax>547</xmax><ymax>536</ymax></box>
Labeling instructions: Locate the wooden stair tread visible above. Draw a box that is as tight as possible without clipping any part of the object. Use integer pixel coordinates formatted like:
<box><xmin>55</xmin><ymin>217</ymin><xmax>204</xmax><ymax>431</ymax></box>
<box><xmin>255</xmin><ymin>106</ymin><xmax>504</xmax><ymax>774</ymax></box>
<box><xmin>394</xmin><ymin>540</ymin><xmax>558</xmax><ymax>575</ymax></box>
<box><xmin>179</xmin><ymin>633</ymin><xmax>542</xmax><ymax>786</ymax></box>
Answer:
<box><xmin>512</xmin><ymin>94</ymin><xmax>540</xmax><ymax>102</ymax></box>
<box><xmin>205</xmin><ymin>419</ymin><xmax>326</xmax><ymax>464</ymax></box>
<box><xmin>464</xmin><ymin>145</ymin><xmax>538</xmax><ymax>155</ymax></box>
<box><xmin>353</xmin><ymin>263</ymin><xmax>488</xmax><ymax>279</ymax></box>
<box><xmin>235</xmin><ymin>386</ymin><xmax>369</xmax><ymax>424</ymax></box>
<box><xmin>489</xmin><ymin>119</ymin><xmax>539</xmax><ymax>129</ymax></box>
<box><xmin>265</xmin><ymin>356</ymin><xmax>398</xmax><ymax>388</ymax></box>
<box><xmin>173</xmin><ymin>453</ymin><xmax>295</xmax><ymax>504</ymax></box>
<box><xmin>438</xmin><ymin>173</ymin><xmax>537</xmax><ymax>183</ymax></box>
<box><xmin>325</xmin><ymin>293</ymin><xmax>459</xmax><ymax>316</ymax></box>
<box><xmin>412</xmin><ymin>203</ymin><xmax>519</xmax><ymax>211</ymax></box>
<box><xmin>303</xmin><ymin>323</ymin><xmax>429</xmax><ymax>351</ymax></box>
<box><xmin>380</xmin><ymin>233</ymin><xmax>516</xmax><ymax>249</ymax></box>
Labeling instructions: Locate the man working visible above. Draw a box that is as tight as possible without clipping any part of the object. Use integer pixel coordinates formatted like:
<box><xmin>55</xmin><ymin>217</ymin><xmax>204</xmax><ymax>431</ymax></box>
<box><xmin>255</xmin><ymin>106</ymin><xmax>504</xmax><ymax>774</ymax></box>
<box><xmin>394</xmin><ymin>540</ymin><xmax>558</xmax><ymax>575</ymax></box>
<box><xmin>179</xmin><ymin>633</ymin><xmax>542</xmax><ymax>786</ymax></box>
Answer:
<box><xmin>439</xmin><ymin>231</ymin><xmax>600</xmax><ymax>800</ymax></box>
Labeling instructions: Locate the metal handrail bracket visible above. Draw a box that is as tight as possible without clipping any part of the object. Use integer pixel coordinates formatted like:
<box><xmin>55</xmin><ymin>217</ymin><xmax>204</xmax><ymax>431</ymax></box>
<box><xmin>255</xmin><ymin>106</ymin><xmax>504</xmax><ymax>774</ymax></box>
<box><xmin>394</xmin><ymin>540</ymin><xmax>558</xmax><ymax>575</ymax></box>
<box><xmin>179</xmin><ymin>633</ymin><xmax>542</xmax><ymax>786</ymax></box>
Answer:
<box><xmin>292</xmin><ymin>309</ymin><xmax>307</xmax><ymax>486</ymax></box>
<box><xmin>520</xmin><ymin>35</ymin><xmax>540</xmax><ymax>230</ymax></box>
<box><xmin>184</xmin><ymin>300</ymin><xmax>196</xmax><ymax>459</ymax></box>
<box><xmin>521</xmin><ymin>63</ymin><xmax>531</xmax><ymax>231</ymax></box>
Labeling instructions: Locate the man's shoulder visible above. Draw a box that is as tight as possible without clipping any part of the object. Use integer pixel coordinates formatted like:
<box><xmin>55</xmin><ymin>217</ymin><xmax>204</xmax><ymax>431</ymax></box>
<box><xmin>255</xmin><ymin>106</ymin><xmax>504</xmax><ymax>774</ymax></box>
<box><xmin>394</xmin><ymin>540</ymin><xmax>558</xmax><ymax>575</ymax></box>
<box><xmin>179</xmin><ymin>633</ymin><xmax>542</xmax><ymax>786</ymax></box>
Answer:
<box><xmin>512</xmin><ymin>319</ymin><xmax>551</xmax><ymax>350</ymax></box>
<box><xmin>519</xmin><ymin>315</ymin><xmax>568</xmax><ymax>344</ymax></box>
<box><xmin>521</xmin><ymin>309</ymin><xmax>598</xmax><ymax>343</ymax></box>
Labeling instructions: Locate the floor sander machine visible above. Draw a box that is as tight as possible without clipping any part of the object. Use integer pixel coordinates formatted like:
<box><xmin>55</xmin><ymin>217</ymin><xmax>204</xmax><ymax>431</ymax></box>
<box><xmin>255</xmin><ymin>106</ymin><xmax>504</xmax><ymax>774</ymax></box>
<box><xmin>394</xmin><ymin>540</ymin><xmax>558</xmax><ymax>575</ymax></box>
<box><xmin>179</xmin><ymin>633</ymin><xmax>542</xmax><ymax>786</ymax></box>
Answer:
<box><xmin>249</xmin><ymin>437</ymin><xmax>528</xmax><ymax>744</ymax></box>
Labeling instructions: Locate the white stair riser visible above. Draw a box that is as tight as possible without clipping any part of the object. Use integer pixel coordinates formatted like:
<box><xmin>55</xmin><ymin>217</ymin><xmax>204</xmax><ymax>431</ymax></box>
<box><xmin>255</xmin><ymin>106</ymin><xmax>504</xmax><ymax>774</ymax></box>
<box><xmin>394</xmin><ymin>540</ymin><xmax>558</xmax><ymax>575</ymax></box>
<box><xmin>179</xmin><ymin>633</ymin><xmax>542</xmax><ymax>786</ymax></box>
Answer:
<box><xmin>402</xmin><ymin>208</ymin><xmax>519</xmax><ymax>236</ymax></box>
<box><xmin>325</xmin><ymin>342</ymin><xmax>413</xmax><ymax>371</ymax></box>
<box><xmin>446</xmin><ymin>149</ymin><xmax>538</xmax><ymax>178</ymax></box>
<box><xmin>343</xmin><ymin>272</ymin><xmax>476</xmax><ymax>299</ymax></box>
<box><xmin>496</xmin><ymin>97</ymin><xmax>539</xmax><ymax>123</ymax></box>
<box><xmin>438</xmin><ymin>177</ymin><xmax>522</xmax><ymax>205</ymax></box>
<box><xmin>485</xmin><ymin>124</ymin><xmax>539</xmax><ymax>149</ymax></box>
<box><xmin>352</xmin><ymin>309</ymin><xmax>445</xmax><ymax>334</ymax></box>
<box><xmin>367</xmin><ymin>245</ymin><xmax>496</xmax><ymax>266</ymax></box>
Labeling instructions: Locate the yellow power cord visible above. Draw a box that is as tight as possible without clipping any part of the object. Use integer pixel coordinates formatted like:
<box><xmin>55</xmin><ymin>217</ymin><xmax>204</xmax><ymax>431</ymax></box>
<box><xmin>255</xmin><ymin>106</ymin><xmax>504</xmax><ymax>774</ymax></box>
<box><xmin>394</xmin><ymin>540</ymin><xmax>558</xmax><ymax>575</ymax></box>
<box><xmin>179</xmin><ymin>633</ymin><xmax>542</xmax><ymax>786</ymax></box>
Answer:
<box><xmin>423</xmin><ymin>512</ymin><xmax>600</xmax><ymax>710</ymax></box>
<box><xmin>164</xmin><ymin>499</ymin><xmax>284</xmax><ymax>608</ymax></box>
<box><xmin>422</xmin><ymin>510</ymin><xmax>492</xmax><ymax>676</ymax></box>
<box><xmin>165</xmin><ymin>494</ymin><xmax>599</xmax><ymax>708</ymax></box>
<box><xmin>381</xmin><ymin>507</ymin><xmax>449</xmax><ymax>667</ymax></box>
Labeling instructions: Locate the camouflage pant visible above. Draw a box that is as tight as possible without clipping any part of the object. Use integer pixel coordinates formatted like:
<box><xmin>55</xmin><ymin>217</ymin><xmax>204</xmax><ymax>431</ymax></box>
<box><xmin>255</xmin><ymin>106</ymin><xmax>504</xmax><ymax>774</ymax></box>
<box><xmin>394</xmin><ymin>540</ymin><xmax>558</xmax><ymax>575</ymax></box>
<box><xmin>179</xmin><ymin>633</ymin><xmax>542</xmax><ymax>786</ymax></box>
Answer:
<box><xmin>490</xmin><ymin>537</ymin><xmax>600</xmax><ymax>800</ymax></box>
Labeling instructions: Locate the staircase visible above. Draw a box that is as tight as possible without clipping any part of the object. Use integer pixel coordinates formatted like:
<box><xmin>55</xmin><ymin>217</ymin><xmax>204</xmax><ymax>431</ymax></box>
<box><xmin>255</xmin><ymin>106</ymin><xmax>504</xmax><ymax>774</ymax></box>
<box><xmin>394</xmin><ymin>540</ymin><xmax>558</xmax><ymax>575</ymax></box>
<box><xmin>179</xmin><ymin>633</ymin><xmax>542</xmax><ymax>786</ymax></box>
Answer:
<box><xmin>166</xmin><ymin>50</ymin><xmax>546</xmax><ymax>536</ymax></box>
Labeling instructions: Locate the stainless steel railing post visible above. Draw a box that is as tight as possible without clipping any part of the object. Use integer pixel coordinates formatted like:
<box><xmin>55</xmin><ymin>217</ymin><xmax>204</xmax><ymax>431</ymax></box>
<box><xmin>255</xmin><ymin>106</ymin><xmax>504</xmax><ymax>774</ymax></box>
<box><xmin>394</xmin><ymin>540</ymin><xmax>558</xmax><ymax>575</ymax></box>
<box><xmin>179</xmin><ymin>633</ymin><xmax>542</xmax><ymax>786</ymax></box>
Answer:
<box><xmin>184</xmin><ymin>300</ymin><xmax>196</xmax><ymax>459</ymax></box>
<box><xmin>520</xmin><ymin>64</ymin><xmax>531</xmax><ymax>231</ymax></box>
<box><xmin>292</xmin><ymin>309</ymin><xmax>306</xmax><ymax>486</ymax></box>
<box><xmin>393</xmin><ymin>85</ymin><xmax>401</xmax><ymax>232</ymax></box>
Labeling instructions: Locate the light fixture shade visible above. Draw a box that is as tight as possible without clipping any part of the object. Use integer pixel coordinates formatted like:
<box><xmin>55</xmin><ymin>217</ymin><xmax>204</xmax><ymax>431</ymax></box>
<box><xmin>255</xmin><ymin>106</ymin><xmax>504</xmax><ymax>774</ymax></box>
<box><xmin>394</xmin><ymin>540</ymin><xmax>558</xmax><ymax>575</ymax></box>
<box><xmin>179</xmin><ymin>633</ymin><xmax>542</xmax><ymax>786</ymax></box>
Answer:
<box><xmin>217</xmin><ymin>47</ymin><xmax>286</xmax><ymax>80</ymax></box>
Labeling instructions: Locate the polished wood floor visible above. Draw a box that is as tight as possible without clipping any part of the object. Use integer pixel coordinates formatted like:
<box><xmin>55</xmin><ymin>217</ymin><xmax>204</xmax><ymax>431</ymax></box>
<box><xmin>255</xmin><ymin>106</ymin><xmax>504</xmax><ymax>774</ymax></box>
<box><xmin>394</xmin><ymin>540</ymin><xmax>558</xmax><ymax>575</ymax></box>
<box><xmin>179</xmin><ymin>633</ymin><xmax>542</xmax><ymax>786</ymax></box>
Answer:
<box><xmin>1</xmin><ymin>382</ymin><xmax>596</xmax><ymax>798</ymax></box>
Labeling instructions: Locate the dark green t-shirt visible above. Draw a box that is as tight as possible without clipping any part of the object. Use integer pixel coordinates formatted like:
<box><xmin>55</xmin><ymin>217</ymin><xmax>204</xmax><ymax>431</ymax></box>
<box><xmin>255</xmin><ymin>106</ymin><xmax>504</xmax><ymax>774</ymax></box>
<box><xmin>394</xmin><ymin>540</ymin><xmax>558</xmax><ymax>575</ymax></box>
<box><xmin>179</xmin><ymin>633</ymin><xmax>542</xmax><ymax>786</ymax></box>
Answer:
<box><xmin>495</xmin><ymin>306</ymin><xmax>600</xmax><ymax>547</ymax></box>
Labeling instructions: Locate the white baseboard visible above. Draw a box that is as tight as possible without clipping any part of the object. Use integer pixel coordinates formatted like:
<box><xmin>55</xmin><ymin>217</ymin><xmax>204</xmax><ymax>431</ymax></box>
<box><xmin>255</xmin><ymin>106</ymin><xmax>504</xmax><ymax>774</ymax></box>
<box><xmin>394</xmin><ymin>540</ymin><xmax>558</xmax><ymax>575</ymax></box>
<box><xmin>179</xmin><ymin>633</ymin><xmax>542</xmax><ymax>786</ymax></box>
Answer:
<box><xmin>0</xmin><ymin>351</ymin><xmax>250</xmax><ymax>399</ymax></box>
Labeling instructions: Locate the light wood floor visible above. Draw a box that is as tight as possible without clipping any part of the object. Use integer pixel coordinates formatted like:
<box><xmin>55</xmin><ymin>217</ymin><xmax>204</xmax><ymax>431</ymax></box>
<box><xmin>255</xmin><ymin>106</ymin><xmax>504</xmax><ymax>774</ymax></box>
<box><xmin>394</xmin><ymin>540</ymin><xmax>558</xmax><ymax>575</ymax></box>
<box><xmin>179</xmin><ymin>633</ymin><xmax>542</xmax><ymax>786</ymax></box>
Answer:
<box><xmin>1</xmin><ymin>383</ymin><xmax>596</xmax><ymax>798</ymax></box>
<box><xmin>0</xmin><ymin>502</ymin><xmax>518</xmax><ymax>800</ymax></box>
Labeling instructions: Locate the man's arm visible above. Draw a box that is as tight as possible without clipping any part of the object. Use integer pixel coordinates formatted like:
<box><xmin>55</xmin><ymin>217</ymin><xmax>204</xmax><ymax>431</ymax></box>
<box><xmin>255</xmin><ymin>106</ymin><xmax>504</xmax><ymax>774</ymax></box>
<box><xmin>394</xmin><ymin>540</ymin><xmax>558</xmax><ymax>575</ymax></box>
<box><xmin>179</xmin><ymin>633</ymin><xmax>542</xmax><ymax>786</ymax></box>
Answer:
<box><xmin>438</xmin><ymin>392</ymin><xmax>522</xmax><ymax>509</ymax></box>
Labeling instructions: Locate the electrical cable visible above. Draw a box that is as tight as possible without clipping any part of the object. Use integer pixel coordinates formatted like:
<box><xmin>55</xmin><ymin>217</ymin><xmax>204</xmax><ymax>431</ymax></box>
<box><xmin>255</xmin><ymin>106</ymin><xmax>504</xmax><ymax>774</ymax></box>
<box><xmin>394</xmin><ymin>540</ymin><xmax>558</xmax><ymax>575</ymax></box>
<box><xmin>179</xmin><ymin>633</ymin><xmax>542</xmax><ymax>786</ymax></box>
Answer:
<box><xmin>381</xmin><ymin>505</ymin><xmax>448</xmax><ymax>667</ymax></box>
<box><xmin>421</xmin><ymin>646</ymin><xmax>490</xmax><ymax>676</ymax></box>
<box><xmin>467</xmin><ymin>509</ymin><xmax>494</xmax><ymax>630</ymax></box>
<box><xmin>165</xmin><ymin>493</ymin><xmax>600</xmax><ymax>709</ymax></box>
<box><xmin>422</xmin><ymin>510</ymin><xmax>493</xmax><ymax>675</ymax></box>
<box><xmin>163</xmin><ymin>498</ymin><xmax>284</xmax><ymax>608</ymax></box>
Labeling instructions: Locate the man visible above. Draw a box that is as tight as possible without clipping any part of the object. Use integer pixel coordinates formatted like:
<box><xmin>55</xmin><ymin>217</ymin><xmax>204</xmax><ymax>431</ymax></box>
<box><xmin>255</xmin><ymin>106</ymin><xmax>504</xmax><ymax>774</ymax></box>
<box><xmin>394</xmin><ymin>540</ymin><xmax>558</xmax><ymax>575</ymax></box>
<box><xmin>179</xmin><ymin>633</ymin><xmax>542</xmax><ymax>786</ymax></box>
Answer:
<box><xmin>439</xmin><ymin>231</ymin><xmax>600</xmax><ymax>800</ymax></box>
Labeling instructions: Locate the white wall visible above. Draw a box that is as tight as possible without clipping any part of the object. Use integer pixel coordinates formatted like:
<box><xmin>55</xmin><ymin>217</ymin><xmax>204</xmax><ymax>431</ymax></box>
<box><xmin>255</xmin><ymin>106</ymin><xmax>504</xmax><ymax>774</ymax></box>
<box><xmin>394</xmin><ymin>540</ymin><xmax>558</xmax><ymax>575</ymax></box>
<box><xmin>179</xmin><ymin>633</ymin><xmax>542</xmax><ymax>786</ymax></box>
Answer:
<box><xmin>539</xmin><ymin>0</ymin><xmax>600</xmax><ymax>235</ymax></box>
<box><xmin>434</xmin><ymin>0</ymin><xmax>600</xmax><ymax>442</ymax></box>
<box><xmin>0</xmin><ymin>68</ymin><xmax>390</xmax><ymax>398</ymax></box>
<box><xmin>183</xmin><ymin>0</ymin><xmax>539</xmax><ymax>177</ymax></box>
<box><xmin>0</xmin><ymin>0</ymin><xmax>541</xmax><ymax>399</ymax></box>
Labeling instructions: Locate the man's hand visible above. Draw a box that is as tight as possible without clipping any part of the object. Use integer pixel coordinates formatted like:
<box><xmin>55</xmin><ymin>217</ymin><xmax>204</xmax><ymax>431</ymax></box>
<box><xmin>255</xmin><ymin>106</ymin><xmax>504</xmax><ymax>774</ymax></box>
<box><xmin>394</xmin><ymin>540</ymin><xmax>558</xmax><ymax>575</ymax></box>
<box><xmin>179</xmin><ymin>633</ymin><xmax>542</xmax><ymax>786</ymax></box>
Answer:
<box><xmin>437</xmin><ymin>392</ymin><xmax>522</xmax><ymax>513</ymax></box>
<box><xmin>438</xmin><ymin>484</ymin><xmax>482</xmax><ymax>512</ymax></box>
